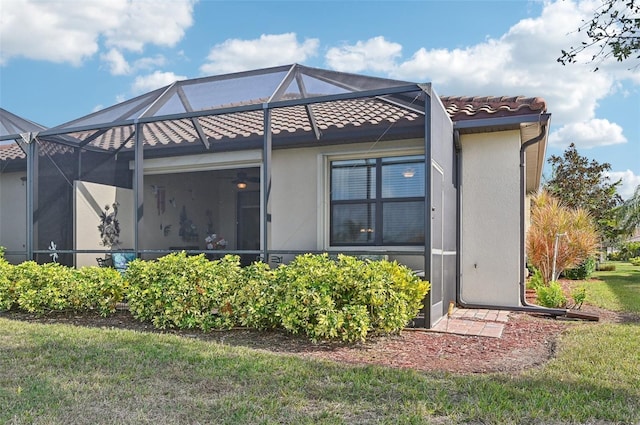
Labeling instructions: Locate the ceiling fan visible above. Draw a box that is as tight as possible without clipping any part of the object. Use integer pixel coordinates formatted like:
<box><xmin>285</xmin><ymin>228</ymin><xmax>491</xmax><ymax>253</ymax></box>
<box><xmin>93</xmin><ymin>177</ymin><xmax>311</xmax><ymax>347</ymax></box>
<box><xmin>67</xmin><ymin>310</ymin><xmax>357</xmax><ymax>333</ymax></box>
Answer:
<box><xmin>231</xmin><ymin>171</ymin><xmax>259</xmax><ymax>189</ymax></box>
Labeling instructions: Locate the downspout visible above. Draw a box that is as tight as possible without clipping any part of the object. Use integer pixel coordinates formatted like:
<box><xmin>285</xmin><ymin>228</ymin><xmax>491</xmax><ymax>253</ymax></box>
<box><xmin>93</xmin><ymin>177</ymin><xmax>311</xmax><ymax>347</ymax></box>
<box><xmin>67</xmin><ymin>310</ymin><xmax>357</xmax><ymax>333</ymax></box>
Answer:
<box><xmin>518</xmin><ymin>126</ymin><xmax>548</xmax><ymax>307</ymax></box>
<box><xmin>454</xmin><ymin>125</ymin><xmax>567</xmax><ymax>317</ymax></box>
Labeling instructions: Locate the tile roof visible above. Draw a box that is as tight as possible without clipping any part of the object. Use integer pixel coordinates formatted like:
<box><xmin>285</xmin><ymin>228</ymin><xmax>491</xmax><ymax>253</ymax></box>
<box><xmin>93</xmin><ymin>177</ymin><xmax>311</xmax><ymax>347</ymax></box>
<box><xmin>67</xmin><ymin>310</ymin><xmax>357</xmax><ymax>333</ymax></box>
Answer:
<box><xmin>440</xmin><ymin>96</ymin><xmax>547</xmax><ymax>121</ymax></box>
<box><xmin>0</xmin><ymin>142</ymin><xmax>24</xmax><ymax>161</ymax></box>
<box><xmin>70</xmin><ymin>97</ymin><xmax>421</xmax><ymax>150</ymax></box>
<box><xmin>0</xmin><ymin>140</ymin><xmax>75</xmax><ymax>162</ymax></box>
<box><xmin>1</xmin><ymin>95</ymin><xmax>547</xmax><ymax>163</ymax></box>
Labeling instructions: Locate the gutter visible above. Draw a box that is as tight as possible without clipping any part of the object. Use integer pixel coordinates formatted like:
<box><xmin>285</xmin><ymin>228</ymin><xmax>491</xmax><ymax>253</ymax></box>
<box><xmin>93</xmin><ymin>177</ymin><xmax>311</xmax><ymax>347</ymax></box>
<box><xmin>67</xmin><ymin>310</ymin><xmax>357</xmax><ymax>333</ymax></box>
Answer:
<box><xmin>453</xmin><ymin>119</ymin><xmax>569</xmax><ymax>318</ymax></box>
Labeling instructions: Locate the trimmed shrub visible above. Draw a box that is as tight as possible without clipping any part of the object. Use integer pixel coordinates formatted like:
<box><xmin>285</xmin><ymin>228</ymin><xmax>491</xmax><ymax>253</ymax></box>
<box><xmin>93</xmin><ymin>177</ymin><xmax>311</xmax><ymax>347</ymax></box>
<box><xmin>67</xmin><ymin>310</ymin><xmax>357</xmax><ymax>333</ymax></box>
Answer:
<box><xmin>0</xmin><ymin>254</ymin><xmax>16</xmax><ymax>311</ymax></box>
<box><xmin>126</xmin><ymin>252</ymin><xmax>242</xmax><ymax>331</ymax></box>
<box><xmin>563</xmin><ymin>257</ymin><xmax>596</xmax><ymax>280</ymax></box>
<box><xmin>536</xmin><ymin>281</ymin><xmax>567</xmax><ymax>308</ymax></box>
<box><xmin>6</xmin><ymin>261</ymin><xmax>126</xmax><ymax>315</ymax></box>
<box><xmin>70</xmin><ymin>267</ymin><xmax>126</xmax><ymax>316</ymax></box>
<box><xmin>630</xmin><ymin>257</ymin><xmax>640</xmax><ymax>266</ymax></box>
<box><xmin>273</xmin><ymin>254</ymin><xmax>368</xmax><ymax>342</ymax></box>
<box><xmin>2</xmin><ymin>252</ymin><xmax>429</xmax><ymax>342</ymax></box>
<box><xmin>596</xmin><ymin>263</ymin><xmax>616</xmax><ymax>271</ymax></box>
<box><xmin>12</xmin><ymin>261</ymin><xmax>76</xmax><ymax>314</ymax></box>
<box><xmin>231</xmin><ymin>260</ymin><xmax>278</xmax><ymax>329</ymax></box>
<box><xmin>272</xmin><ymin>254</ymin><xmax>429</xmax><ymax>342</ymax></box>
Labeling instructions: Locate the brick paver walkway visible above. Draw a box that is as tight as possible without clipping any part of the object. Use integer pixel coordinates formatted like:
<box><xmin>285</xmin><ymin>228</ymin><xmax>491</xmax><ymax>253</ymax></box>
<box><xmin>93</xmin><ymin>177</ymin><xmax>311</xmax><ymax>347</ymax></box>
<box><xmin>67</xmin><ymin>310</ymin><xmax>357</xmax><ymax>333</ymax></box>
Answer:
<box><xmin>430</xmin><ymin>307</ymin><xmax>510</xmax><ymax>338</ymax></box>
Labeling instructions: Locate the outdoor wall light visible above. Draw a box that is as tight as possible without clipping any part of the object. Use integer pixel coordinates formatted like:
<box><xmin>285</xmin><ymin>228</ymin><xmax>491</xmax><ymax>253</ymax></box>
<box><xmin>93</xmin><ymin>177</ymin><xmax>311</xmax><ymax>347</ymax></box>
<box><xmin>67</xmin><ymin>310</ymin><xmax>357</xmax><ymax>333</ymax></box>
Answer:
<box><xmin>236</xmin><ymin>181</ymin><xmax>247</xmax><ymax>189</ymax></box>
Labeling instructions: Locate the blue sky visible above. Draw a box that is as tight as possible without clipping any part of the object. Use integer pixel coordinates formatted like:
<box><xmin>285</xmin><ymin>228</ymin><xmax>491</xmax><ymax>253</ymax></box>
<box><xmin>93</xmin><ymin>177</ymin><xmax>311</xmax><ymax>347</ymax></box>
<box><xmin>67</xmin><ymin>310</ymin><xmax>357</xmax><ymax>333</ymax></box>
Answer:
<box><xmin>1</xmin><ymin>0</ymin><xmax>638</xmax><ymax>198</ymax></box>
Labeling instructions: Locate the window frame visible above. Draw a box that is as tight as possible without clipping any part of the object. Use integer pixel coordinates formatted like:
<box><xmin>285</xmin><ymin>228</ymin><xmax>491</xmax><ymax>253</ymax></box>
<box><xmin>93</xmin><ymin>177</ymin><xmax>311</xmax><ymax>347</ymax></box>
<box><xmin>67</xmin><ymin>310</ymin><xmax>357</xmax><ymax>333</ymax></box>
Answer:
<box><xmin>328</xmin><ymin>152</ymin><xmax>426</xmax><ymax>247</ymax></box>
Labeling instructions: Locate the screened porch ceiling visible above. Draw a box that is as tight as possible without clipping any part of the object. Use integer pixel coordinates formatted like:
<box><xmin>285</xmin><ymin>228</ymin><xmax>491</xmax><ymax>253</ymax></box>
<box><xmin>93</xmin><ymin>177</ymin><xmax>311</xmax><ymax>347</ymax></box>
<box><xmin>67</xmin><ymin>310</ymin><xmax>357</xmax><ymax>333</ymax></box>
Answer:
<box><xmin>36</xmin><ymin>64</ymin><xmax>427</xmax><ymax>154</ymax></box>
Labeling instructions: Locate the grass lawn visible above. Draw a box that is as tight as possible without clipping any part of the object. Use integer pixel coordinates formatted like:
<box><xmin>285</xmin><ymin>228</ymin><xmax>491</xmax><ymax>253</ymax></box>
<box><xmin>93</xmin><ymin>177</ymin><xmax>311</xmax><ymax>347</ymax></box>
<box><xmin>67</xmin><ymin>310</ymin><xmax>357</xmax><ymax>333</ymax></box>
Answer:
<box><xmin>1</xmin><ymin>265</ymin><xmax>639</xmax><ymax>424</ymax></box>
<box><xmin>571</xmin><ymin>261</ymin><xmax>640</xmax><ymax>313</ymax></box>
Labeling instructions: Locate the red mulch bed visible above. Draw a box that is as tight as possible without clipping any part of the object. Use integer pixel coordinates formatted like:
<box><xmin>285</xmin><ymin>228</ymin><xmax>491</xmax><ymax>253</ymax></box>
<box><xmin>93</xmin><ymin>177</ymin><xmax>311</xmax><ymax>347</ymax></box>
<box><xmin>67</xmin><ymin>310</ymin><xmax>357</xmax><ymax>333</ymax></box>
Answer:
<box><xmin>5</xmin><ymin>304</ymin><xmax>634</xmax><ymax>375</ymax></box>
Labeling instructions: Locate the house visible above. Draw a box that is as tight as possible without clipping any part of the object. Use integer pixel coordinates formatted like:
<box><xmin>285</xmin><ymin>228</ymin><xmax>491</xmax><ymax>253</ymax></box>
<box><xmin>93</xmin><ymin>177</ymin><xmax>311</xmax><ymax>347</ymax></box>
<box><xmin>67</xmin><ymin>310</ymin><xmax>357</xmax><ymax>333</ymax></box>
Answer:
<box><xmin>0</xmin><ymin>64</ymin><xmax>550</xmax><ymax>327</ymax></box>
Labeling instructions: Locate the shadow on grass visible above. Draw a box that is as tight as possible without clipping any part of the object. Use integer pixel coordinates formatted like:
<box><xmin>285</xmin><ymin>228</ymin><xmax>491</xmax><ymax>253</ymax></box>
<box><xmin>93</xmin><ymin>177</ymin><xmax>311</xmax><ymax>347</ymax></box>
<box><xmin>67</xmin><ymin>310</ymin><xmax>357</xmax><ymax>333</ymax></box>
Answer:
<box><xmin>1</xmin><ymin>318</ymin><xmax>638</xmax><ymax>424</ymax></box>
<box><xmin>591</xmin><ymin>262</ymin><xmax>640</xmax><ymax>313</ymax></box>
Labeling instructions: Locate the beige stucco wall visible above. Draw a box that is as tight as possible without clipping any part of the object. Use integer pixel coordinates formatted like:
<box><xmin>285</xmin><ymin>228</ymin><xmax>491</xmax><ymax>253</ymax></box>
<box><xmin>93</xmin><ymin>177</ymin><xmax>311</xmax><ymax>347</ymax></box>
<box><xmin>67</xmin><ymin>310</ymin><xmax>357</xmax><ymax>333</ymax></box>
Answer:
<box><xmin>270</xmin><ymin>138</ymin><xmax>425</xmax><ymax>269</ymax></box>
<box><xmin>0</xmin><ymin>171</ymin><xmax>27</xmax><ymax>263</ymax></box>
<box><xmin>460</xmin><ymin>130</ymin><xmax>522</xmax><ymax>306</ymax></box>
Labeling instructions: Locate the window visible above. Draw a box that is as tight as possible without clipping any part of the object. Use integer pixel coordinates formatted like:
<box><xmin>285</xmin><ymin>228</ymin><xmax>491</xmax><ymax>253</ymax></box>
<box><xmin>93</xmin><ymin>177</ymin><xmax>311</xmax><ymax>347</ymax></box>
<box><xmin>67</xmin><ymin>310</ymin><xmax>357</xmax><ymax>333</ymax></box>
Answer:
<box><xmin>330</xmin><ymin>155</ymin><xmax>425</xmax><ymax>246</ymax></box>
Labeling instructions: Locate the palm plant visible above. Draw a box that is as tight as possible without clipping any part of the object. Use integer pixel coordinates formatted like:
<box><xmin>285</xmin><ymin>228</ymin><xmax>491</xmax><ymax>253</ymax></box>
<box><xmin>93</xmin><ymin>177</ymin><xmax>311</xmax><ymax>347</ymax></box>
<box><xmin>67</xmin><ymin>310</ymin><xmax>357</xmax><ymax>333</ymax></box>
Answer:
<box><xmin>527</xmin><ymin>190</ymin><xmax>599</xmax><ymax>284</ymax></box>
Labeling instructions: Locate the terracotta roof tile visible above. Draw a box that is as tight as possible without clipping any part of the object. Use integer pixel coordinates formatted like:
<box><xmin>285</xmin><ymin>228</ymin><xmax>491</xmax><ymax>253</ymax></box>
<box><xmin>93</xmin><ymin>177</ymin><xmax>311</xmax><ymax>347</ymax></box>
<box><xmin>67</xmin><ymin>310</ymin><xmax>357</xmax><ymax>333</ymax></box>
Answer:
<box><xmin>0</xmin><ymin>143</ymin><xmax>24</xmax><ymax>161</ymax></box>
<box><xmin>0</xmin><ymin>140</ymin><xmax>76</xmax><ymax>162</ymax></box>
<box><xmin>440</xmin><ymin>96</ymin><xmax>546</xmax><ymax>121</ymax></box>
<box><xmin>2</xmin><ymin>95</ymin><xmax>547</xmax><ymax>162</ymax></box>
<box><xmin>66</xmin><ymin>98</ymin><xmax>420</xmax><ymax>150</ymax></box>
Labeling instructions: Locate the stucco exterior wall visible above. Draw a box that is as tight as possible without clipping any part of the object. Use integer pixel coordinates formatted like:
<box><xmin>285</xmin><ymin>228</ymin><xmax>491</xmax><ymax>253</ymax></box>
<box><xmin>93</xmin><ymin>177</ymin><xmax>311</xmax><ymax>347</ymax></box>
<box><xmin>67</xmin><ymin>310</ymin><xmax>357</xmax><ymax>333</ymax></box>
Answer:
<box><xmin>460</xmin><ymin>130</ymin><xmax>522</xmax><ymax>306</ymax></box>
<box><xmin>270</xmin><ymin>138</ymin><xmax>425</xmax><ymax>268</ymax></box>
<box><xmin>0</xmin><ymin>171</ymin><xmax>27</xmax><ymax>263</ymax></box>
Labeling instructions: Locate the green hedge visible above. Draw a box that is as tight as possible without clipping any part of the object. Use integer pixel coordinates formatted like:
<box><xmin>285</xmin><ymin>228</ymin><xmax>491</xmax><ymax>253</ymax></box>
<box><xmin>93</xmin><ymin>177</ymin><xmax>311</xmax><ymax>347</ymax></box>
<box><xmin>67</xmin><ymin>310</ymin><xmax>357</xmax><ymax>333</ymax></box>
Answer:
<box><xmin>125</xmin><ymin>252</ymin><xmax>241</xmax><ymax>331</ymax></box>
<box><xmin>0</xmin><ymin>253</ymin><xmax>14</xmax><ymax>311</ymax></box>
<box><xmin>125</xmin><ymin>252</ymin><xmax>430</xmax><ymax>342</ymax></box>
<box><xmin>272</xmin><ymin>254</ymin><xmax>429</xmax><ymax>341</ymax></box>
<box><xmin>563</xmin><ymin>257</ymin><xmax>596</xmax><ymax>280</ymax></box>
<box><xmin>1</xmin><ymin>251</ymin><xmax>430</xmax><ymax>342</ymax></box>
<box><xmin>0</xmin><ymin>261</ymin><xmax>125</xmax><ymax>316</ymax></box>
<box><xmin>608</xmin><ymin>242</ymin><xmax>640</xmax><ymax>261</ymax></box>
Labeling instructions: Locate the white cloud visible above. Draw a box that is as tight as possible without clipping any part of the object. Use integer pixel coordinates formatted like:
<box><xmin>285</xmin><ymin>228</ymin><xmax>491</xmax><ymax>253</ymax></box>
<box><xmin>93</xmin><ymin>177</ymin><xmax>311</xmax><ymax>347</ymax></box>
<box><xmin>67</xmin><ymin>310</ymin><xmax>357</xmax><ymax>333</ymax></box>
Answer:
<box><xmin>103</xmin><ymin>1</ymin><xmax>195</xmax><ymax>52</ymax></box>
<box><xmin>134</xmin><ymin>55</ymin><xmax>167</xmax><ymax>72</ymax></box>
<box><xmin>0</xmin><ymin>0</ymin><xmax>110</xmax><ymax>65</ymax></box>
<box><xmin>100</xmin><ymin>50</ymin><xmax>168</xmax><ymax>76</ymax></box>
<box><xmin>607</xmin><ymin>170</ymin><xmax>640</xmax><ymax>200</ymax></box>
<box><xmin>320</xmin><ymin>1</ymin><xmax>635</xmax><ymax>129</ymax></box>
<box><xmin>0</xmin><ymin>0</ymin><xmax>195</xmax><ymax>66</ymax></box>
<box><xmin>326</xmin><ymin>36</ymin><xmax>402</xmax><ymax>73</ymax></box>
<box><xmin>390</xmin><ymin>0</ymin><xmax>626</xmax><ymax>126</ymax></box>
<box><xmin>132</xmin><ymin>71</ymin><xmax>186</xmax><ymax>94</ymax></box>
<box><xmin>200</xmin><ymin>33</ymin><xmax>319</xmax><ymax>75</ymax></box>
<box><xmin>101</xmin><ymin>49</ymin><xmax>131</xmax><ymax>76</ymax></box>
<box><xmin>549</xmin><ymin>119</ymin><xmax>627</xmax><ymax>148</ymax></box>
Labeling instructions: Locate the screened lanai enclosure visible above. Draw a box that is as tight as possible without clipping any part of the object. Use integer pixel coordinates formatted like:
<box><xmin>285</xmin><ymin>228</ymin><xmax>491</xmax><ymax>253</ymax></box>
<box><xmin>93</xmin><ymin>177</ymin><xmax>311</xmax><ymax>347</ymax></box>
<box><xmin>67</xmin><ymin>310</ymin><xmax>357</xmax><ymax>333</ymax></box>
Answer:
<box><xmin>0</xmin><ymin>64</ymin><xmax>457</xmax><ymax>327</ymax></box>
<box><xmin>0</xmin><ymin>108</ymin><xmax>46</xmax><ymax>264</ymax></box>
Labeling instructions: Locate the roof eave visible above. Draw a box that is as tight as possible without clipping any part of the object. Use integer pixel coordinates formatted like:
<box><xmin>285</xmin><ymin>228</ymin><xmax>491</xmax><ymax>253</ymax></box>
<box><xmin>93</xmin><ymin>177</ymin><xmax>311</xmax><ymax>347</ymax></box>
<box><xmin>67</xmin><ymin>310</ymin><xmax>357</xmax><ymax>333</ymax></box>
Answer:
<box><xmin>452</xmin><ymin>113</ymin><xmax>551</xmax><ymax>133</ymax></box>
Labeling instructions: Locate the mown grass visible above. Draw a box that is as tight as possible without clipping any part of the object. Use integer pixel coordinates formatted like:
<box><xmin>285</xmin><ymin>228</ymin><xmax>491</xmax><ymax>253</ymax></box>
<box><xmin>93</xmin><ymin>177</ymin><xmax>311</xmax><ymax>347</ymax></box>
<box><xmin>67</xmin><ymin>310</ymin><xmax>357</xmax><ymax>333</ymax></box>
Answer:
<box><xmin>2</xmin><ymin>264</ymin><xmax>639</xmax><ymax>424</ymax></box>
<box><xmin>573</xmin><ymin>261</ymin><xmax>640</xmax><ymax>312</ymax></box>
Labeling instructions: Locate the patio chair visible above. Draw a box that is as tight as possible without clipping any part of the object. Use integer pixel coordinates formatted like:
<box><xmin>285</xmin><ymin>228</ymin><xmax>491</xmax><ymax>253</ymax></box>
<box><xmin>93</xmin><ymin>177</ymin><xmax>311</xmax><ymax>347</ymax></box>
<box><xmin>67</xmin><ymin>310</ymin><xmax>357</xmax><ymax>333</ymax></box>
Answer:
<box><xmin>112</xmin><ymin>252</ymin><xmax>136</xmax><ymax>274</ymax></box>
